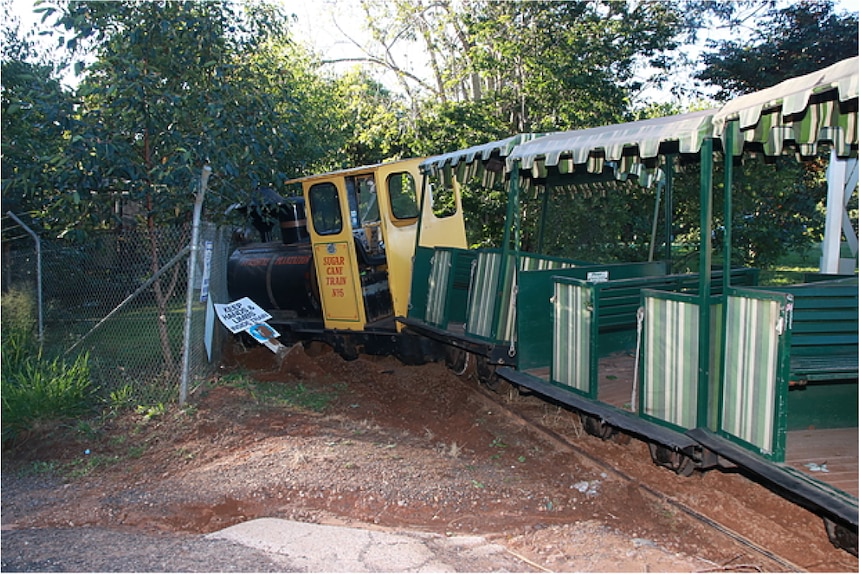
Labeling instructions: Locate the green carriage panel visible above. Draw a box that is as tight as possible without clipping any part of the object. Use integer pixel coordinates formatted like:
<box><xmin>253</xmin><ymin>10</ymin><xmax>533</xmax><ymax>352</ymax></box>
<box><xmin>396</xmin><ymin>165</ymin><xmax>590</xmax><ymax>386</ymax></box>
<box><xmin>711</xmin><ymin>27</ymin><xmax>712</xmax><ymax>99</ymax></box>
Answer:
<box><xmin>517</xmin><ymin>261</ymin><xmax>669</xmax><ymax>371</ymax></box>
<box><xmin>719</xmin><ymin>287</ymin><xmax>791</xmax><ymax>462</ymax></box>
<box><xmin>407</xmin><ymin>246</ymin><xmax>435</xmax><ymax>321</ymax></box>
<box><xmin>425</xmin><ymin>248</ymin><xmax>452</xmax><ymax>328</ymax></box>
<box><xmin>465</xmin><ymin>249</ymin><xmax>508</xmax><ymax>340</ymax></box>
<box><xmin>447</xmin><ymin>249</ymin><xmax>478</xmax><ymax>326</ymax></box>
<box><xmin>552</xmin><ymin>280</ymin><xmax>594</xmax><ymax>396</ymax></box>
<box><xmin>640</xmin><ymin>290</ymin><xmax>700</xmax><ymax>431</ymax></box>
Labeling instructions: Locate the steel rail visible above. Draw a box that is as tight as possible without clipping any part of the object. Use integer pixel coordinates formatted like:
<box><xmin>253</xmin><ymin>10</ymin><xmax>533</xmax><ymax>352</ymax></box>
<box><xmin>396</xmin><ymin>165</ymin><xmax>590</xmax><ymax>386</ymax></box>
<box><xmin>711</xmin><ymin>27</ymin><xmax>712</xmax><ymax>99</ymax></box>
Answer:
<box><xmin>460</xmin><ymin>375</ymin><xmax>807</xmax><ymax>573</ymax></box>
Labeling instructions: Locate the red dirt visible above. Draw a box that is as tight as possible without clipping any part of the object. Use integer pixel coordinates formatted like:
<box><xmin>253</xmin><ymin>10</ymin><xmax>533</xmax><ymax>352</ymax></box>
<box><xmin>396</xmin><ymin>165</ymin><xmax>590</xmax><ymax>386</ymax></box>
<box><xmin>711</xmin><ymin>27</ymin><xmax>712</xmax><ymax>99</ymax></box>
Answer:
<box><xmin>2</xmin><ymin>341</ymin><xmax>857</xmax><ymax>572</ymax></box>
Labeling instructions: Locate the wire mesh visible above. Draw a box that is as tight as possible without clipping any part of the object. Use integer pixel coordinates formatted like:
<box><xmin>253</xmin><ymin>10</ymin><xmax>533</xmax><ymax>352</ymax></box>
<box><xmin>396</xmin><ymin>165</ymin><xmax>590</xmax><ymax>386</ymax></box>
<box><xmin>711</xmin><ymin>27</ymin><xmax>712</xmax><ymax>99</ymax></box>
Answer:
<box><xmin>1</xmin><ymin>216</ymin><xmax>233</xmax><ymax>407</ymax></box>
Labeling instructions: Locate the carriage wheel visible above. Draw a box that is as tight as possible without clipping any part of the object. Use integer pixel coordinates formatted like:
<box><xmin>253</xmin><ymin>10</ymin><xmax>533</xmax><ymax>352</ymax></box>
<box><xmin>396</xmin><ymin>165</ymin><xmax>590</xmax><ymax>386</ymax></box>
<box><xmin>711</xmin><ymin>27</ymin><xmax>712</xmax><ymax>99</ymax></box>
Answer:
<box><xmin>445</xmin><ymin>346</ymin><xmax>476</xmax><ymax>379</ymax></box>
<box><xmin>476</xmin><ymin>357</ymin><xmax>502</xmax><ymax>391</ymax></box>
<box><xmin>824</xmin><ymin>518</ymin><xmax>857</xmax><ymax>556</ymax></box>
<box><xmin>580</xmin><ymin>414</ymin><xmax>617</xmax><ymax>440</ymax></box>
<box><xmin>648</xmin><ymin>443</ymin><xmax>697</xmax><ymax>477</ymax></box>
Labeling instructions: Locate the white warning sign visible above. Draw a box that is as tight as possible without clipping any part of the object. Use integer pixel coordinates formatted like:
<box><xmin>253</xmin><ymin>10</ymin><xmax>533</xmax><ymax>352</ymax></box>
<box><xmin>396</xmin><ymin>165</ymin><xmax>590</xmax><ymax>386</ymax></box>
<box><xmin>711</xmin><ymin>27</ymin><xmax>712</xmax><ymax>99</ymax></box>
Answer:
<box><xmin>214</xmin><ymin>297</ymin><xmax>272</xmax><ymax>334</ymax></box>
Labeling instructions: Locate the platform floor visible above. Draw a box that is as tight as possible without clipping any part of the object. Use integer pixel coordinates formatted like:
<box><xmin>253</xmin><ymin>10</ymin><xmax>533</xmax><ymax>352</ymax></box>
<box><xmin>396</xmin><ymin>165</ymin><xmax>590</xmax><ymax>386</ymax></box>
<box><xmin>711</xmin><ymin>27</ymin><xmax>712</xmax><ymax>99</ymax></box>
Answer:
<box><xmin>519</xmin><ymin>354</ymin><xmax>859</xmax><ymax>499</ymax></box>
<box><xmin>785</xmin><ymin>427</ymin><xmax>859</xmax><ymax>498</ymax></box>
<box><xmin>597</xmin><ymin>352</ymin><xmax>638</xmax><ymax>410</ymax></box>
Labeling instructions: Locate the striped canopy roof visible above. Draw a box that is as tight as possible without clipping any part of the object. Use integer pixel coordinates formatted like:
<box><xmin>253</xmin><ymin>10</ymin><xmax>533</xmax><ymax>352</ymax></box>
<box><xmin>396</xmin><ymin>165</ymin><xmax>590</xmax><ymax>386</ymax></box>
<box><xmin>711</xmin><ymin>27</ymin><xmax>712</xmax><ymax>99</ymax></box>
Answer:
<box><xmin>417</xmin><ymin>57</ymin><xmax>858</xmax><ymax>191</ymax></box>
<box><xmin>712</xmin><ymin>56</ymin><xmax>859</xmax><ymax>158</ymax></box>
<box><xmin>419</xmin><ymin>133</ymin><xmax>543</xmax><ymax>186</ymax></box>
<box><xmin>505</xmin><ymin>109</ymin><xmax>716</xmax><ymax>186</ymax></box>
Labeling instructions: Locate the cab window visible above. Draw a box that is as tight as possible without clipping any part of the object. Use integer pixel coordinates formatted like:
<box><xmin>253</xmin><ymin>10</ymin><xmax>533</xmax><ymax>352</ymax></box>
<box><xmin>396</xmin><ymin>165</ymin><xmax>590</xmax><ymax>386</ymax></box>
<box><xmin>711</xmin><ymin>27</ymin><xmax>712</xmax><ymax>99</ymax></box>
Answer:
<box><xmin>356</xmin><ymin>175</ymin><xmax>379</xmax><ymax>224</ymax></box>
<box><xmin>309</xmin><ymin>182</ymin><xmax>342</xmax><ymax>235</ymax></box>
<box><xmin>387</xmin><ymin>171</ymin><xmax>419</xmax><ymax>220</ymax></box>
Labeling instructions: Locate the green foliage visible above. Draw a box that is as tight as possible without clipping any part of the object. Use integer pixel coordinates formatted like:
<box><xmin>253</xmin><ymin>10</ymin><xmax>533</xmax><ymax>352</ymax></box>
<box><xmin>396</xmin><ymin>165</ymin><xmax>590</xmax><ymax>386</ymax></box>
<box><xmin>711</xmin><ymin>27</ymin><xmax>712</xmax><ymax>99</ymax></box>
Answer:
<box><xmin>460</xmin><ymin>0</ymin><xmax>688</xmax><ymax>131</ymax></box>
<box><xmin>517</xmin><ymin>175</ymin><xmax>658</xmax><ymax>262</ymax></box>
<box><xmin>135</xmin><ymin>402</ymin><xmax>167</xmax><ymax>421</ymax></box>
<box><xmin>1</xmin><ymin>294</ymin><xmax>96</xmax><ymax>441</ymax></box>
<box><xmin>331</xmin><ymin>68</ymin><xmax>410</xmax><ymax>166</ymax></box>
<box><xmin>698</xmin><ymin>0</ymin><xmax>858</xmax><ymax>99</ymax></box>
<box><xmin>659</xmin><ymin>148</ymin><xmax>832</xmax><ymax>272</ymax></box>
<box><xmin>405</xmin><ymin>99</ymin><xmax>511</xmax><ymax>156</ymax></box>
<box><xmin>1</xmin><ymin>7</ymin><xmax>76</xmax><ymax>217</ymax></box>
<box><xmin>461</xmin><ymin>180</ymin><xmax>508</xmax><ymax>248</ymax></box>
<box><xmin>3</xmin><ymin>0</ymin><xmax>352</xmax><ymax>236</ymax></box>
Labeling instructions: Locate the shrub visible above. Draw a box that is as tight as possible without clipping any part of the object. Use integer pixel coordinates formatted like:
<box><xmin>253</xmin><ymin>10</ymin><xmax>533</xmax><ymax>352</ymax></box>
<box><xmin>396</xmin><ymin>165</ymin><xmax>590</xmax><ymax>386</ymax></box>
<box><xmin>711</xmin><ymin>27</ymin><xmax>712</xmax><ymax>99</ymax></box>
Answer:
<box><xmin>1</xmin><ymin>289</ymin><xmax>97</xmax><ymax>442</ymax></box>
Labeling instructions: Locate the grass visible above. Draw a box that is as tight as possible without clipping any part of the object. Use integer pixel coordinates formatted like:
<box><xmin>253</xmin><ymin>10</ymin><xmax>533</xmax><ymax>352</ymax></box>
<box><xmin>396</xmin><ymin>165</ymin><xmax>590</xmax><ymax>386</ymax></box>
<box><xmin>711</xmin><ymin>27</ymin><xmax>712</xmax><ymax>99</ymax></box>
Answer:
<box><xmin>758</xmin><ymin>244</ymin><xmax>823</xmax><ymax>286</ymax></box>
<box><xmin>674</xmin><ymin>242</ymin><xmax>841</xmax><ymax>286</ymax></box>
<box><xmin>1</xmin><ymin>289</ymin><xmax>98</xmax><ymax>442</ymax></box>
<box><xmin>223</xmin><ymin>372</ymin><xmax>340</xmax><ymax>412</ymax></box>
<box><xmin>64</xmin><ymin>301</ymin><xmax>193</xmax><ymax>373</ymax></box>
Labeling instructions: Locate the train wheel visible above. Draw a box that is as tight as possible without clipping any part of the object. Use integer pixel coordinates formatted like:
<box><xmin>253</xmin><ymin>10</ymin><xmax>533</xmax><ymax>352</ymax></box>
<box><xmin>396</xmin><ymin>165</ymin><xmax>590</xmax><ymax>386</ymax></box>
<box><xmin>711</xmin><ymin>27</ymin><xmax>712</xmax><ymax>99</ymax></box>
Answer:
<box><xmin>476</xmin><ymin>358</ymin><xmax>502</xmax><ymax>391</ymax></box>
<box><xmin>824</xmin><ymin>518</ymin><xmax>858</xmax><ymax>556</ymax></box>
<box><xmin>580</xmin><ymin>414</ymin><xmax>616</xmax><ymax>440</ymax></box>
<box><xmin>332</xmin><ymin>337</ymin><xmax>359</xmax><ymax>361</ymax></box>
<box><xmin>445</xmin><ymin>346</ymin><xmax>476</xmax><ymax>380</ymax></box>
<box><xmin>648</xmin><ymin>443</ymin><xmax>696</xmax><ymax>477</ymax></box>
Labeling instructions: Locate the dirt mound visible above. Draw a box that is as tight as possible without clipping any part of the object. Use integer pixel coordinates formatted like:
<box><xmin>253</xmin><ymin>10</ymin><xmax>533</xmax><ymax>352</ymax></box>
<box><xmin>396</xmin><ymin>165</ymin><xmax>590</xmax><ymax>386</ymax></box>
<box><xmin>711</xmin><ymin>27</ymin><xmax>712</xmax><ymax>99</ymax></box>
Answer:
<box><xmin>2</xmin><ymin>342</ymin><xmax>857</xmax><ymax>572</ymax></box>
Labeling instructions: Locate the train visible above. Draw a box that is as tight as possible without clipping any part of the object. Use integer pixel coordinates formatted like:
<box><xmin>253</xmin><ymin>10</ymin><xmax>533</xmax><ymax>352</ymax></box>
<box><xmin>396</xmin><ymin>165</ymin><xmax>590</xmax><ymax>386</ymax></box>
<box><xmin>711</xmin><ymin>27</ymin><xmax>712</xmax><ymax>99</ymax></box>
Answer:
<box><xmin>226</xmin><ymin>56</ymin><xmax>859</xmax><ymax>554</ymax></box>
<box><xmin>227</xmin><ymin>158</ymin><xmax>467</xmax><ymax>363</ymax></box>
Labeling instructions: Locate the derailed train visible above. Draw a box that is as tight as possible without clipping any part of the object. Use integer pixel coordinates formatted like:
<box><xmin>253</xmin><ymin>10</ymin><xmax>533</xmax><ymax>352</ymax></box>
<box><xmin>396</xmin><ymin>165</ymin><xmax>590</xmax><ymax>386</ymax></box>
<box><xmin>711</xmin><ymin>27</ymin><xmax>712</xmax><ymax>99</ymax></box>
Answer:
<box><xmin>226</xmin><ymin>57</ymin><xmax>859</xmax><ymax>554</ymax></box>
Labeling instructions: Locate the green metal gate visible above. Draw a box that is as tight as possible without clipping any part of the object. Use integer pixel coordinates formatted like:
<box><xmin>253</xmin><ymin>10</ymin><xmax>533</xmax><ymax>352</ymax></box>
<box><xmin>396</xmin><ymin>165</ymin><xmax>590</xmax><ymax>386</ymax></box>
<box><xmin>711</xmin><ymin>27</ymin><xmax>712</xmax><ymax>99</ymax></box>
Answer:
<box><xmin>719</xmin><ymin>287</ymin><xmax>792</xmax><ymax>461</ymax></box>
<box><xmin>640</xmin><ymin>290</ymin><xmax>701</xmax><ymax>431</ymax></box>
<box><xmin>551</xmin><ymin>279</ymin><xmax>594</xmax><ymax>396</ymax></box>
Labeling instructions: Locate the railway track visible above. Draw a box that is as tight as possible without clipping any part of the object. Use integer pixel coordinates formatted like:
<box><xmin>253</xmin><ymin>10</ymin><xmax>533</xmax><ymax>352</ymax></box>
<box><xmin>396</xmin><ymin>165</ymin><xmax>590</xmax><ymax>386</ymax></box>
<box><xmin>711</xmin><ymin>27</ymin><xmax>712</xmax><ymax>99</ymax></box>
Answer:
<box><xmin>455</xmin><ymin>370</ymin><xmax>812</xmax><ymax>572</ymax></box>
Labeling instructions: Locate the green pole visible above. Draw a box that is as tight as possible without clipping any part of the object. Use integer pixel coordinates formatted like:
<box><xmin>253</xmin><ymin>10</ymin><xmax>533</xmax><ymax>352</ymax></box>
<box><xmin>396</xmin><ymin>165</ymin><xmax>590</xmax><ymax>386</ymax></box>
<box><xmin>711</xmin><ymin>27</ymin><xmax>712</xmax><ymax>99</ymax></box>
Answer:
<box><xmin>664</xmin><ymin>155</ymin><xmax>674</xmax><ymax>263</ymax></box>
<box><xmin>493</xmin><ymin>164</ymin><xmax>521</xmax><ymax>340</ymax></box>
<box><xmin>536</xmin><ymin>182</ymin><xmax>550</xmax><ymax>253</ymax></box>
<box><xmin>723</xmin><ymin>125</ymin><xmax>734</xmax><ymax>289</ymax></box>
<box><xmin>697</xmin><ymin>139</ymin><xmax>714</xmax><ymax>428</ymax></box>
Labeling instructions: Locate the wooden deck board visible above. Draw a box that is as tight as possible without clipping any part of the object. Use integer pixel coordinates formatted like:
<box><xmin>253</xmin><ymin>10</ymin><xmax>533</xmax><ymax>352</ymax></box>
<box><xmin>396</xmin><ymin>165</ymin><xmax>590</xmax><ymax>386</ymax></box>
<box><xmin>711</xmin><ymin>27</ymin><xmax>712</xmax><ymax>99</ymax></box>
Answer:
<box><xmin>520</xmin><ymin>353</ymin><xmax>638</xmax><ymax>410</ymax></box>
<box><xmin>598</xmin><ymin>352</ymin><xmax>638</xmax><ymax>410</ymax></box>
<box><xmin>785</xmin><ymin>428</ymin><xmax>858</xmax><ymax>498</ymax></box>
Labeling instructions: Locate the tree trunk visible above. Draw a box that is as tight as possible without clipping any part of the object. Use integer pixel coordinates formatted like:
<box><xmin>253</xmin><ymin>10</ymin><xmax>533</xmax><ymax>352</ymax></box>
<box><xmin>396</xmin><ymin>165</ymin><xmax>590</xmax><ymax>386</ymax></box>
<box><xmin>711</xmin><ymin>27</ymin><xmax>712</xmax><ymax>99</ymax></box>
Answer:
<box><xmin>143</xmin><ymin>126</ymin><xmax>176</xmax><ymax>374</ymax></box>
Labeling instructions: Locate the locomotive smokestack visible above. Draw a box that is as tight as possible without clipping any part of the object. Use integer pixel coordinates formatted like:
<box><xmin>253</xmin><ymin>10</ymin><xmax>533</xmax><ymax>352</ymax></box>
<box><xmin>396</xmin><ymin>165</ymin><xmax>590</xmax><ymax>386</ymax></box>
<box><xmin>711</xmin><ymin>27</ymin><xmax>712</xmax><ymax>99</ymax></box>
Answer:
<box><xmin>278</xmin><ymin>198</ymin><xmax>308</xmax><ymax>245</ymax></box>
<box><xmin>236</xmin><ymin>188</ymin><xmax>309</xmax><ymax>245</ymax></box>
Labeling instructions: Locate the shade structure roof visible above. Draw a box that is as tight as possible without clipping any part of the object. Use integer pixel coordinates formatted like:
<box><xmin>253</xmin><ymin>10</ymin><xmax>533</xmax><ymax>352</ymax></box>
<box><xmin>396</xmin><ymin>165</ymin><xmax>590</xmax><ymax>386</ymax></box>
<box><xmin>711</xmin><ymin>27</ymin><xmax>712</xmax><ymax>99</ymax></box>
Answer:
<box><xmin>417</xmin><ymin>58</ymin><xmax>858</xmax><ymax>191</ymax></box>
<box><xmin>419</xmin><ymin>133</ymin><xmax>544</xmax><ymax>186</ymax></box>
<box><xmin>505</xmin><ymin>109</ymin><xmax>717</xmax><ymax>186</ymax></box>
<box><xmin>712</xmin><ymin>56</ymin><xmax>859</xmax><ymax>158</ymax></box>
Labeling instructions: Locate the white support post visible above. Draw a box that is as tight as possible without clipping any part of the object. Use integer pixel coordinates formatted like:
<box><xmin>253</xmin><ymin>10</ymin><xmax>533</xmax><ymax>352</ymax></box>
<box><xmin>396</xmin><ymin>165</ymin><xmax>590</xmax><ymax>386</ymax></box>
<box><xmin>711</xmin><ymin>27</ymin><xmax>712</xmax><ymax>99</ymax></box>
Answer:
<box><xmin>820</xmin><ymin>150</ymin><xmax>859</xmax><ymax>274</ymax></box>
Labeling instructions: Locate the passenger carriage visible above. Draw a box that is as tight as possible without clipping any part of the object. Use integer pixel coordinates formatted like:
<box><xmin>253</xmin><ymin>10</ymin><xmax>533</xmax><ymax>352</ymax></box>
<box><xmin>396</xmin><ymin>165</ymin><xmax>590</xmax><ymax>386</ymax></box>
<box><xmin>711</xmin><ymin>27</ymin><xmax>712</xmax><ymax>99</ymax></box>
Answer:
<box><xmin>401</xmin><ymin>56</ymin><xmax>858</xmax><ymax>553</ymax></box>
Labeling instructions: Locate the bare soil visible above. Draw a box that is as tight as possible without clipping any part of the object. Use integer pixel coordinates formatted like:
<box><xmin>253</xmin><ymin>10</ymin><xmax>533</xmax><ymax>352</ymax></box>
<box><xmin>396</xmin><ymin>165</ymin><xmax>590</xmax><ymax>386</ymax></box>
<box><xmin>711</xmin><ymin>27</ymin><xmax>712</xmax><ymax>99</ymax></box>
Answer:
<box><xmin>2</xmin><ymin>341</ymin><xmax>858</xmax><ymax>572</ymax></box>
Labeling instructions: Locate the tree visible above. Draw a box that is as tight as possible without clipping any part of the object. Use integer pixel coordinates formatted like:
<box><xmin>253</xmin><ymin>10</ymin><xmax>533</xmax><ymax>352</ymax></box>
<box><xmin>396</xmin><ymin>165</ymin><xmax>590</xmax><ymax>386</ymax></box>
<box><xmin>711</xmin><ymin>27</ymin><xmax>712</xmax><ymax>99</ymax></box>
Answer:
<box><xmin>352</xmin><ymin>0</ymin><xmax>695</xmax><ymax>133</ymax></box>
<box><xmin>697</xmin><ymin>0</ymin><xmax>859</xmax><ymax>99</ymax></box>
<box><xmin>330</xmin><ymin>68</ymin><xmax>411</xmax><ymax>167</ymax></box>
<box><xmin>1</xmin><ymin>0</ymin><xmax>75</xmax><ymax>217</ymax></box>
<box><xmin>15</xmin><ymin>0</ymin><xmax>349</xmax><ymax>372</ymax></box>
<box><xmin>690</xmin><ymin>0</ymin><xmax>858</xmax><ymax>270</ymax></box>
<box><xmin>462</xmin><ymin>0</ymin><xmax>693</xmax><ymax>131</ymax></box>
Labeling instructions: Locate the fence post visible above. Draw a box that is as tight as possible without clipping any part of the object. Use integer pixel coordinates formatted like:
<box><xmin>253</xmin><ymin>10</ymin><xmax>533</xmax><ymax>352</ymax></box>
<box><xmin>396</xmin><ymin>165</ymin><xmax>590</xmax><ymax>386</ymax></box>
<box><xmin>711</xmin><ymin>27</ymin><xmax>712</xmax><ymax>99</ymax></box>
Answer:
<box><xmin>180</xmin><ymin>166</ymin><xmax>212</xmax><ymax>406</ymax></box>
<box><xmin>6</xmin><ymin>212</ymin><xmax>43</xmax><ymax>343</ymax></box>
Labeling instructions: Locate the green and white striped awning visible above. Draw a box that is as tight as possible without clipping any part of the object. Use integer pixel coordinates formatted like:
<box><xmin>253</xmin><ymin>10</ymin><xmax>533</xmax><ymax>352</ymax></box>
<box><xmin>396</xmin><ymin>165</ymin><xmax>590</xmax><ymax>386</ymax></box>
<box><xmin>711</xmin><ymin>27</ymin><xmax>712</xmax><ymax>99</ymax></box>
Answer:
<box><xmin>712</xmin><ymin>56</ymin><xmax>859</xmax><ymax>158</ymax></box>
<box><xmin>505</xmin><ymin>109</ymin><xmax>717</xmax><ymax>187</ymax></box>
<box><xmin>419</xmin><ymin>133</ymin><xmax>543</xmax><ymax>186</ymax></box>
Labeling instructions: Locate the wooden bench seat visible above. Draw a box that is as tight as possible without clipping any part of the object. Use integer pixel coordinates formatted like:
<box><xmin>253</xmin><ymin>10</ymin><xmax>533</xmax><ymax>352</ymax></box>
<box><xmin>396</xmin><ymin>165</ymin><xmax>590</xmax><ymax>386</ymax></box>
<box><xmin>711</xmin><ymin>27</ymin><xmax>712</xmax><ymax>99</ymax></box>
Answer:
<box><xmin>592</xmin><ymin>267</ymin><xmax>759</xmax><ymax>333</ymax></box>
<box><xmin>783</xmin><ymin>278</ymin><xmax>858</xmax><ymax>385</ymax></box>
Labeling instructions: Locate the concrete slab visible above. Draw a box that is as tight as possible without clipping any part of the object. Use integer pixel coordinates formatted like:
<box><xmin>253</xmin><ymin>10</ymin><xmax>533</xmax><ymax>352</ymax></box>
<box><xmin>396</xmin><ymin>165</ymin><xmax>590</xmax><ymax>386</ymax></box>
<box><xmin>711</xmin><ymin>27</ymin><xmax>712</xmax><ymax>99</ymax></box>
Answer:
<box><xmin>206</xmin><ymin>517</ymin><xmax>534</xmax><ymax>572</ymax></box>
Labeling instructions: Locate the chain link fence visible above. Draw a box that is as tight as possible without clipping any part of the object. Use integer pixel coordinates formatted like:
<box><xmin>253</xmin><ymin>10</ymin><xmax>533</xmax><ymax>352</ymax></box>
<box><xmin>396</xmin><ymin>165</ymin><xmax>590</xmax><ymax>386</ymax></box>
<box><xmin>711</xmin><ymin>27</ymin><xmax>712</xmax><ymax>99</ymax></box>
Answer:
<box><xmin>2</xmin><ymin>214</ymin><xmax>234</xmax><ymax>407</ymax></box>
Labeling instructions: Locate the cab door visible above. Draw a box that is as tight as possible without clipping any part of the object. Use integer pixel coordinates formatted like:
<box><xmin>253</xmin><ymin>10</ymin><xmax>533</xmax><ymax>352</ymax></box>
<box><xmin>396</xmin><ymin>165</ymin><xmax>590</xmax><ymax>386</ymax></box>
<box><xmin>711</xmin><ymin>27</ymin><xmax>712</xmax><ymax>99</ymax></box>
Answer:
<box><xmin>373</xmin><ymin>159</ymin><xmax>424</xmax><ymax>323</ymax></box>
<box><xmin>305</xmin><ymin>177</ymin><xmax>367</xmax><ymax>330</ymax></box>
